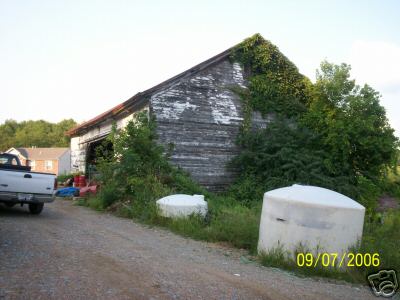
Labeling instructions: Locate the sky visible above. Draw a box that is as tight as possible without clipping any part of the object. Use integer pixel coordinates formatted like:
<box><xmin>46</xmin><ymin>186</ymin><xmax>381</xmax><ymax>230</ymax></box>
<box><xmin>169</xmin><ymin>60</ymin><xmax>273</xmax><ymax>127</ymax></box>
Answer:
<box><xmin>1</xmin><ymin>0</ymin><xmax>399</xmax><ymax>136</ymax></box>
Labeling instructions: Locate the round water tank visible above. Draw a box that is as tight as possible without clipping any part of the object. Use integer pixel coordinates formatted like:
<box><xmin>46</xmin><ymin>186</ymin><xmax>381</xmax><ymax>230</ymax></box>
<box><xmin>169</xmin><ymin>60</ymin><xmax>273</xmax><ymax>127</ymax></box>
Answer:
<box><xmin>258</xmin><ymin>185</ymin><xmax>365</xmax><ymax>256</ymax></box>
<box><xmin>156</xmin><ymin>194</ymin><xmax>207</xmax><ymax>218</ymax></box>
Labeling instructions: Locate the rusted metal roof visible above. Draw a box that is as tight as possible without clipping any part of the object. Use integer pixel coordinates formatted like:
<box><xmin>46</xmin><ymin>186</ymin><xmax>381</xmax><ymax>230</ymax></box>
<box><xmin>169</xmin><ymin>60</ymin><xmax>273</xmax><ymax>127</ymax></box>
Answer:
<box><xmin>66</xmin><ymin>46</ymin><xmax>234</xmax><ymax>137</ymax></box>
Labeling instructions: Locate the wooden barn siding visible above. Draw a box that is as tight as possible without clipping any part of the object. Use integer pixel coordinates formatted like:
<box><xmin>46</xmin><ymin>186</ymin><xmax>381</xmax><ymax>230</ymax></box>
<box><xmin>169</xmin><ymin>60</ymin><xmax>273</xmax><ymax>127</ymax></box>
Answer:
<box><xmin>150</xmin><ymin>58</ymin><xmax>266</xmax><ymax>191</ymax></box>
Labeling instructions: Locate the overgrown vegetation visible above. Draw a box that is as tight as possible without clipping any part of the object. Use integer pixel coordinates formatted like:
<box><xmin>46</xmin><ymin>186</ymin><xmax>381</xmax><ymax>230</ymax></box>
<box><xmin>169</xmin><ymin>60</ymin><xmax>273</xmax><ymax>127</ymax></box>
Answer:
<box><xmin>79</xmin><ymin>34</ymin><xmax>400</xmax><ymax>284</ymax></box>
<box><xmin>231</xmin><ymin>34</ymin><xmax>399</xmax><ymax>207</ymax></box>
<box><xmin>0</xmin><ymin>119</ymin><xmax>77</xmax><ymax>151</ymax></box>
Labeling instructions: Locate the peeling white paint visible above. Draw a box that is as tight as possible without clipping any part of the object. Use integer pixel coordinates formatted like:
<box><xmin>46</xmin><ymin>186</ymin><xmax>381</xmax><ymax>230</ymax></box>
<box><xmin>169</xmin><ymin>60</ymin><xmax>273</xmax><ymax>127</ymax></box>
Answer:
<box><xmin>209</xmin><ymin>90</ymin><xmax>242</xmax><ymax>125</ymax></box>
<box><xmin>232</xmin><ymin>62</ymin><xmax>246</xmax><ymax>88</ymax></box>
<box><xmin>150</xmin><ymin>61</ymin><xmax>247</xmax><ymax>126</ymax></box>
<box><xmin>177</xmin><ymin>141</ymin><xmax>235</xmax><ymax>147</ymax></box>
<box><xmin>151</xmin><ymin>84</ymin><xmax>199</xmax><ymax>120</ymax></box>
<box><xmin>153</xmin><ymin>99</ymin><xmax>198</xmax><ymax>120</ymax></box>
<box><xmin>172</xmin><ymin>155</ymin><xmax>208</xmax><ymax>160</ymax></box>
<box><xmin>190</xmin><ymin>74</ymin><xmax>214</xmax><ymax>84</ymax></box>
<box><xmin>70</xmin><ymin>137</ymin><xmax>86</xmax><ymax>173</ymax></box>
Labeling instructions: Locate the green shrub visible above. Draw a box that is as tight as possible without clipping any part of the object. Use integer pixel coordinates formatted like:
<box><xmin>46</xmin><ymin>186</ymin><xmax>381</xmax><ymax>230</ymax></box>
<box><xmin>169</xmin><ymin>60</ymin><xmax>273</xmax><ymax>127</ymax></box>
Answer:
<box><xmin>227</xmin><ymin>175</ymin><xmax>264</xmax><ymax>206</ymax></box>
<box><xmin>379</xmin><ymin>167</ymin><xmax>400</xmax><ymax>199</ymax></box>
<box><xmin>231</xmin><ymin>119</ymin><xmax>359</xmax><ymax>203</ymax></box>
<box><xmin>354</xmin><ymin>176</ymin><xmax>381</xmax><ymax>213</ymax></box>
<box><xmin>96</xmin><ymin>180</ymin><xmax>121</xmax><ymax>209</ymax></box>
<box><xmin>170</xmin><ymin>168</ymin><xmax>208</xmax><ymax>196</ymax></box>
<box><xmin>86</xmin><ymin>195</ymin><xmax>105</xmax><ymax>211</ymax></box>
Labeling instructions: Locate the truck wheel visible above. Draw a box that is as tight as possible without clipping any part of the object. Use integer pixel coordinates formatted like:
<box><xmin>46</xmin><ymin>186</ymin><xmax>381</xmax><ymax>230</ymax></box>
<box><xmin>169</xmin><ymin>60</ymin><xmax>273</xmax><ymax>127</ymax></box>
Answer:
<box><xmin>29</xmin><ymin>203</ymin><xmax>44</xmax><ymax>215</ymax></box>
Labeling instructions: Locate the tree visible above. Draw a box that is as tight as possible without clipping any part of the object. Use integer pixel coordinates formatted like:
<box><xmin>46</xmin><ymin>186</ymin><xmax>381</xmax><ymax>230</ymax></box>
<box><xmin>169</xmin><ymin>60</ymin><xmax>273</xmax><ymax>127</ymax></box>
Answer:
<box><xmin>0</xmin><ymin>120</ymin><xmax>19</xmax><ymax>151</ymax></box>
<box><xmin>303</xmin><ymin>61</ymin><xmax>398</xmax><ymax>179</ymax></box>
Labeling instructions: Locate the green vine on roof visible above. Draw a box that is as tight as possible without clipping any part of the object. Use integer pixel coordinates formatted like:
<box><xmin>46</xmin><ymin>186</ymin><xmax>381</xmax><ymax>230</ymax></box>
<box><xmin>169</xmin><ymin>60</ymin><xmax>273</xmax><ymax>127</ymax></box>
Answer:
<box><xmin>231</xmin><ymin>33</ymin><xmax>311</xmax><ymax>121</ymax></box>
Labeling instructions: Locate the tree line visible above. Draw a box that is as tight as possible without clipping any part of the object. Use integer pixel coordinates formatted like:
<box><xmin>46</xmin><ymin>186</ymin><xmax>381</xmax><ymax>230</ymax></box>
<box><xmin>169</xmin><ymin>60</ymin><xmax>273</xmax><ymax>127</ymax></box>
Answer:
<box><xmin>0</xmin><ymin>119</ymin><xmax>77</xmax><ymax>151</ymax></box>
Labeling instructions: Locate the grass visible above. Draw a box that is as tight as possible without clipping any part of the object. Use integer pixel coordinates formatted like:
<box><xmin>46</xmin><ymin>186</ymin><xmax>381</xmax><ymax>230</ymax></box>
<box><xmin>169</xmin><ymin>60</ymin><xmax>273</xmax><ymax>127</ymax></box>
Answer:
<box><xmin>358</xmin><ymin>211</ymin><xmax>400</xmax><ymax>273</ymax></box>
<box><xmin>107</xmin><ymin>193</ymin><xmax>261</xmax><ymax>253</ymax></box>
<box><xmin>259</xmin><ymin>248</ymin><xmax>356</xmax><ymax>282</ymax></box>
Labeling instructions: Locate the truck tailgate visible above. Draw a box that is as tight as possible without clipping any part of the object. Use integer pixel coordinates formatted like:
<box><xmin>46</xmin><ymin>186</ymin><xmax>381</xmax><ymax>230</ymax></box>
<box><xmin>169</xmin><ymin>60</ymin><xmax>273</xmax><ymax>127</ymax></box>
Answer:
<box><xmin>0</xmin><ymin>170</ymin><xmax>55</xmax><ymax>195</ymax></box>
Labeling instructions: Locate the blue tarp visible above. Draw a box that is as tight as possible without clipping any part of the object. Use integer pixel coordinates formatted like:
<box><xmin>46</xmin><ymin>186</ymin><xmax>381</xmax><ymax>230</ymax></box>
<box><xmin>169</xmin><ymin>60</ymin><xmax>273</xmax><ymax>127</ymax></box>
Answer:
<box><xmin>55</xmin><ymin>187</ymin><xmax>80</xmax><ymax>197</ymax></box>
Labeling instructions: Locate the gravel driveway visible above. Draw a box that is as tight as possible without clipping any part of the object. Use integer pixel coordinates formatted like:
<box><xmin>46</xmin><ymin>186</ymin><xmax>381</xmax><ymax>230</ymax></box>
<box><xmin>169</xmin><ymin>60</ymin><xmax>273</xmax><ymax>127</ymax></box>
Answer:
<box><xmin>0</xmin><ymin>199</ymin><xmax>377</xmax><ymax>300</ymax></box>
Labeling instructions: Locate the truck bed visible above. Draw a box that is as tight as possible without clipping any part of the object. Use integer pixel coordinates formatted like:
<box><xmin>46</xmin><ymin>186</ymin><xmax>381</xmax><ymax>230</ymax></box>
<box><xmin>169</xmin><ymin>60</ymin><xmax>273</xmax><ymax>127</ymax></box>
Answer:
<box><xmin>0</xmin><ymin>168</ymin><xmax>56</xmax><ymax>201</ymax></box>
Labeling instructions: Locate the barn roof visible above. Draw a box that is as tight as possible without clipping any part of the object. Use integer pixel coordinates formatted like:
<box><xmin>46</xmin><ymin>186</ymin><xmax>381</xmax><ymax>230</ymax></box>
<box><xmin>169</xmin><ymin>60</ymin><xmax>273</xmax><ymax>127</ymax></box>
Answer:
<box><xmin>66</xmin><ymin>46</ymin><xmax>234</xmax><ymax>137</ymax></box>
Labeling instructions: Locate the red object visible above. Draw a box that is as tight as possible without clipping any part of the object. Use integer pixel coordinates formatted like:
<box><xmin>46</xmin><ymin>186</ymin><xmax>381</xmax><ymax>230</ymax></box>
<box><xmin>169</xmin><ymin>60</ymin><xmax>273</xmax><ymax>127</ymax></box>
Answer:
<box><xmin>79</xmin><ymin>185</ymin><xmax>98</xmax><ymax>197</ymax></box>
<box><xmin>79</xmin><ymin>175</ymin><xmax>87</xmax><ymax>187</ymax></box>
<box><xmin>73</xmin><ymin>175</ymin><xmax>80</xmax><ymax>188</ymax></box>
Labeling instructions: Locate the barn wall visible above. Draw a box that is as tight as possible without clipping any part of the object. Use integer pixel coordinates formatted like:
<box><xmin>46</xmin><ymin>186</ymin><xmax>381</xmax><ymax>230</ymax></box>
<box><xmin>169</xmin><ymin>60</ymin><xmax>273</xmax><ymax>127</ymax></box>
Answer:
<box><xmin>150</xmin><ymin>59</ymin><xmax>254</xmax><ymax>191</ymax></box>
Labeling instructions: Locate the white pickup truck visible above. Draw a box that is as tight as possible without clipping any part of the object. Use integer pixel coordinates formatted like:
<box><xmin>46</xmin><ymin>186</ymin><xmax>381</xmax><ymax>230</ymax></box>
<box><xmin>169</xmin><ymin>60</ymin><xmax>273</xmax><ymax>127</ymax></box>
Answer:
<box><xmin>0</xmin><ymin>153</ymin><xmax>56</xmax><ymax>214</ymax></box>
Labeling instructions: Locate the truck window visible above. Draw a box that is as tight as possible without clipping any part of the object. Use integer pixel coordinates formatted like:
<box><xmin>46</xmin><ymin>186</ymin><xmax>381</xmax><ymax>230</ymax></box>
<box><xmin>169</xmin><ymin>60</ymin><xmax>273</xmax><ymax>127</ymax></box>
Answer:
<box><xmin>0</xmin><ymin>154</ymin><xmax>21</xmax><ymax>166</ymax></box>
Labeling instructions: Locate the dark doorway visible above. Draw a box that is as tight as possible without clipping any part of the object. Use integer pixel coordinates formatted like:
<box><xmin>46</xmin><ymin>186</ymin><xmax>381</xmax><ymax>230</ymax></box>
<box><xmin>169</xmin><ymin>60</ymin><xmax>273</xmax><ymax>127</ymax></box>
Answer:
<box><xmin>85</xmin><ymin>138</ymin><xmax>113</xmax><ymax>182</ymax></box>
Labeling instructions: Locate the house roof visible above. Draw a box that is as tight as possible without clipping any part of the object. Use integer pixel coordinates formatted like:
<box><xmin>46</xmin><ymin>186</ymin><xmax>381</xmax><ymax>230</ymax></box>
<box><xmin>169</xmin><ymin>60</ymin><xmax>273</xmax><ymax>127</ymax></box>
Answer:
<box><xmin>66</xmin><ymin>45</ymin><xmax>235</xmax><ymax>137</ymax></box>
<box><xmin>9</xmin><ymin>147</ymin><xmax>69</xmax><ymax>160</ymax></box>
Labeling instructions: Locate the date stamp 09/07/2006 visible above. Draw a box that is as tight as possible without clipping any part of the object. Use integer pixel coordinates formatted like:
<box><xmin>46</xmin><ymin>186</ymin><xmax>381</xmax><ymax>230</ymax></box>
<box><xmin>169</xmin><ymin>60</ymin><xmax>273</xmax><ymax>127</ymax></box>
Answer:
<box><xmin>296</xmin><ymin>252</ymin><xmax>380</xmax><ymax>268</ymax></box>
<box><xmin>296</xmin><ymin>253</ymin><xmax>398</xmax><ymax>297</ymax></box>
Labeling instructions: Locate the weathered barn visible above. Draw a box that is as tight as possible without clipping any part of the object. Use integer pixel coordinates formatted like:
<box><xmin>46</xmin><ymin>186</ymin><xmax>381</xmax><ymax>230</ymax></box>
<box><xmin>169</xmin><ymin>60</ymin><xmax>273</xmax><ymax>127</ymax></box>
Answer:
<box><xmin>67</xmin><ymin>42</ymin><xmax>267</xmax><ymax>191</ymax></box>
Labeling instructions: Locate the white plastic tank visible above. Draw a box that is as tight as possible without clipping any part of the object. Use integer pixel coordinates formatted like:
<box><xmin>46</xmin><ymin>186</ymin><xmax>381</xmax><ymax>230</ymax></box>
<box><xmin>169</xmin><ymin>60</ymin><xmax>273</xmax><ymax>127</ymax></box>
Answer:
<box><xmin>258</xmin><ymin>185</ymin><xmax>365</xmax><ymax>256</ymax></box>
<box><xmin>156</xmin><ymin>194</ymin><xmax>208</xmax><ymax>218</ymax></box>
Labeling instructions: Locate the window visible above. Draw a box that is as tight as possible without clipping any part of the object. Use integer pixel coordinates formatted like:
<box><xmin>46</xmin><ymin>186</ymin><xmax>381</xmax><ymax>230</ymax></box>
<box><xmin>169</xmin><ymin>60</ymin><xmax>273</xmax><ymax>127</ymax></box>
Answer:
<box><xmin>30</xmin><ymin>160</ymin><xmax>36</xmax><ymax>170</ymax></box>
<box><xmin>45</xmin><ymin>160</ymin><xmax>53</xmax><ymax>170</ymax></box>
<box><xmin>0</xmin><ymin>154</ymin><xmax>18</xmax><ymax>165</ymax></box>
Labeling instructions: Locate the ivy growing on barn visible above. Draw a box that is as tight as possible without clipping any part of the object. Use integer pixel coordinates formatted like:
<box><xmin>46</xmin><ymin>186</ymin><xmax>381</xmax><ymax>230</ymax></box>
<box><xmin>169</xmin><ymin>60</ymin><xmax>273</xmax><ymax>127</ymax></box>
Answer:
<box><xmin>232</xmin><ymin>33</ymin><xmax>311</xmax><ymax>120</ymax></box>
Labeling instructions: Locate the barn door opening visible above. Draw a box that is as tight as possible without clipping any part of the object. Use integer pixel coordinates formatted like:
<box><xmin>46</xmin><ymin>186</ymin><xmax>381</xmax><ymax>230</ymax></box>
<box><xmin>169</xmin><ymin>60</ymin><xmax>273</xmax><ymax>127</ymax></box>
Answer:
<box><xmin>85</xmin><ymin>138</ymin><xmax>113</xmax><ymax>183</ymax></box>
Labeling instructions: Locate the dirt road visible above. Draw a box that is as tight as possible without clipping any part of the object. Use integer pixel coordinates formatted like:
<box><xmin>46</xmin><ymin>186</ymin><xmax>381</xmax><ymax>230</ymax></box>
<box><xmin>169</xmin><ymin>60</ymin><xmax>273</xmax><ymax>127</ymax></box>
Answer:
<box><xmin>0</xmin><ymin>199</ymin><xmax>375</xmax><ymax>300</ymax></box>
